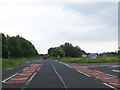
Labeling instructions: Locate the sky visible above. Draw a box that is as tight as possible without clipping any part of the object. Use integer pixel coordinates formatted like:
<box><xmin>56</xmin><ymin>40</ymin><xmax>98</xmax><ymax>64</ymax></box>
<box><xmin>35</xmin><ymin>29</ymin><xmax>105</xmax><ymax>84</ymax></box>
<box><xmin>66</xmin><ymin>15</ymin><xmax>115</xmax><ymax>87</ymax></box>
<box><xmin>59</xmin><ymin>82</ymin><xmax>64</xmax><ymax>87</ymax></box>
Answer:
<box><xmin>0</xmin><ymin>0</ymin><xmax>119</xmax><ymax>54</ymax></box>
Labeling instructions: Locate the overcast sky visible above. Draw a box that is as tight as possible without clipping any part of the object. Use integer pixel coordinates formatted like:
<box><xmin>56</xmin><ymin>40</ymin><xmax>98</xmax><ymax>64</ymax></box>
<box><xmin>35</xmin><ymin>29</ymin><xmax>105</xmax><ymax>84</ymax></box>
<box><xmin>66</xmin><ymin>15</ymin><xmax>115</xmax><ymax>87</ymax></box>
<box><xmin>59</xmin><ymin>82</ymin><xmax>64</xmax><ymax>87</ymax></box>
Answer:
<box><xmin>0</xmin><ymin>0</ymin><xmax>118</xmax><ymax>54</ymax></box>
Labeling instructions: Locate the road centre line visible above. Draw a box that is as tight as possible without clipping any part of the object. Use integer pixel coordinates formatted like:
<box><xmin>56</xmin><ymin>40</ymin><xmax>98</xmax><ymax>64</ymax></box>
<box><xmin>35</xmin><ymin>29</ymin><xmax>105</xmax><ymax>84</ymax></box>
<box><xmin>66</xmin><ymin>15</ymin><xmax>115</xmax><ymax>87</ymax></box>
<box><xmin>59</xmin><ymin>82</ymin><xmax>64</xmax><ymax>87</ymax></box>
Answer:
<box><xmin>2</xmin><ymin>73</ymin><xmax>18</xmax><ymax>83</ymax></box>
<box><xmin>50</xmin><ymin>63</ymin><xmax>67</xmax><ymax>89</ymax></box>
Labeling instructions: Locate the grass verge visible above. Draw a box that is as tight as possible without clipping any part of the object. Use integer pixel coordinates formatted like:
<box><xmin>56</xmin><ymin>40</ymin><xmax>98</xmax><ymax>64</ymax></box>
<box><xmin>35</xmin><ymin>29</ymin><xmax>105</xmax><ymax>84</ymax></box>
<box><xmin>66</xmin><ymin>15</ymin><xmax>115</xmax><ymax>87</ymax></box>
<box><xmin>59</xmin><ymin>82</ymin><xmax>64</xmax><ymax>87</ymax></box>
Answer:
<box><xmin>58</xmin><ymin>57</ymin><xmax>119</xmax><ymax>63</ymax></box>
<box><xmin>2</xmin><ymin>57</ymin><xmax>41</xmax><ymax>69</ymax></box>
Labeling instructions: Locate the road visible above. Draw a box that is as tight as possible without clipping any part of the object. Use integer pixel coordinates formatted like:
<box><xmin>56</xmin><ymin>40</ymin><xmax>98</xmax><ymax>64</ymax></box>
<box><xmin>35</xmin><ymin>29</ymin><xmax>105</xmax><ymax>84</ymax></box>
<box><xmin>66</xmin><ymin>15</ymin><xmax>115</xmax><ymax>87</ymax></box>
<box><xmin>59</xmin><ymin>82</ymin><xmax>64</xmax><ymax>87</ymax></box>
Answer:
<box><xmin>65</xmin><ymin>62</ymin><xmax>120</xmax><ymax>78</ymax></box>
<box><xmin>2</xmin><ymin>58</ymin><xmax>118</xmax><ymax>90</ymax></box>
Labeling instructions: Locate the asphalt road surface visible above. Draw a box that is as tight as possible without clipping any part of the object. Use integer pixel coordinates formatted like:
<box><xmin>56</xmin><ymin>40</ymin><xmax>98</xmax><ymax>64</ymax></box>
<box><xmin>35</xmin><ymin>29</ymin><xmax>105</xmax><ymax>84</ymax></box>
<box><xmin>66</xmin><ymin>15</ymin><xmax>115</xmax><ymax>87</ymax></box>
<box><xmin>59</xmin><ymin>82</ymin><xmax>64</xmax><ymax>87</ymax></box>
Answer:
<box><xmin>2</xmin><ymin>59</ymin><xmax>117</xmax><ymax>90</ymax></box>
<box><xmin>65</xmin><ymin>62</ymin><xmax>120</xmax><ymax>78</ymax></box>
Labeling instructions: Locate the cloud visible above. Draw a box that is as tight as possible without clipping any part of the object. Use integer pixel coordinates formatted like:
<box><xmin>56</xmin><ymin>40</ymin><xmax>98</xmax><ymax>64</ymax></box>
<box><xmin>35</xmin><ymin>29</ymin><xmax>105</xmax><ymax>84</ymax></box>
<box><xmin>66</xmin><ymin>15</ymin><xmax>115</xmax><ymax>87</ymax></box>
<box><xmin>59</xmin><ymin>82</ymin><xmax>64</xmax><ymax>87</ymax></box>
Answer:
<box><xmin>0</xmin><ymin>1</ymin><xmax>118</xmax><ymax>53</ymax></box>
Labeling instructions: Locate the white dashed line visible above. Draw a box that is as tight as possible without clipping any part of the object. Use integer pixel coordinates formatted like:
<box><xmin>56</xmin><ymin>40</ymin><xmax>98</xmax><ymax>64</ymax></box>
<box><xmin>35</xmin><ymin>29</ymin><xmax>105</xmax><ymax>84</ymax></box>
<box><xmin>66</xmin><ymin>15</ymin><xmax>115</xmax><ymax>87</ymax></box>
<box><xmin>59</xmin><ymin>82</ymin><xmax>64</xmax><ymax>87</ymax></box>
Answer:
<box><xmin>51</xmin><ymin>63</ymin><xmax>67</xmax><ymax>89</ymax></box>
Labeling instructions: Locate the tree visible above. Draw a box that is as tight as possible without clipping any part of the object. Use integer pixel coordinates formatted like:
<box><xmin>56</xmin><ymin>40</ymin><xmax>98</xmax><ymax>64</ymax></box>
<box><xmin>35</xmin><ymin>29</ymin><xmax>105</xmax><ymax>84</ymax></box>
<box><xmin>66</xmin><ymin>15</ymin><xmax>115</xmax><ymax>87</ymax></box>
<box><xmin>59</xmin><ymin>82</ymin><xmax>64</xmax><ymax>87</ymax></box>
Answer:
<box><xmin>48</xmin><ymin>42</ymin><xmax>86</xmax><ymax>57</ymax></box>
<box><xmin>2</xmin><ymin>33</ymin><xmax>38</xmax><ymax>58</ymax></box>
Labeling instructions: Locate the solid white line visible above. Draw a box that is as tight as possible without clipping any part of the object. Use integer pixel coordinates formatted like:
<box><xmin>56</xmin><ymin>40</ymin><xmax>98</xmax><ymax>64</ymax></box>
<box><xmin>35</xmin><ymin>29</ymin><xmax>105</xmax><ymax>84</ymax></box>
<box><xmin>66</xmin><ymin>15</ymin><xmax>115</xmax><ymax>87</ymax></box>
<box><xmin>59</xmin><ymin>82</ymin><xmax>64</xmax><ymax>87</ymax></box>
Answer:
<box><xmin>77</xmin><ymin>70</ymin><xmax>91</xmax><ymax>77</ymax></box>
<box><xmin>65</xmin><ymin>64</ymin><xmax>69</xmax><ymax>67</ymax></box>
<box><xmin>103</xmin><ymin>83</ymin><xmax>117</xmax><ymax>90</ymax></box>
<box><xmin>51</xmin><ymin>63</ymin><xmax>67</xmax><ymax>88</ymax></box>
<box><xmin>2</xmin><ymin>73</ymin><xmax>18</xmax><ymax>83</ymax></box>
<box><xmin>67</xmin><ymin>66</ymin><xmax>72</xmax><ymax>69</ymax></box>
<box><xmin>27</xmin><ymin>64</ymin><xmax>41</xmax><ymax>83</ymax></box>
<box><xmin>27</xmin><ymin>72</ymin><xmax>36</xmax><ymax>82</ymax></box>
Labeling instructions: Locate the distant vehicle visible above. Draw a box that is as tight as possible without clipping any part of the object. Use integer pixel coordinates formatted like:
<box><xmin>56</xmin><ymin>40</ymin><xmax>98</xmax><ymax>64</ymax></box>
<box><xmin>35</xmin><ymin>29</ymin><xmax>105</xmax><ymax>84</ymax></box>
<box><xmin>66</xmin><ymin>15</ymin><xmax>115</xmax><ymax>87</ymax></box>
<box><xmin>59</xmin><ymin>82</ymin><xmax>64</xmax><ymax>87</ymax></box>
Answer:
<box><xmin>43</xmin><ymin>56</ymin><xmax>47</xmax><ymax>59</ymax></box>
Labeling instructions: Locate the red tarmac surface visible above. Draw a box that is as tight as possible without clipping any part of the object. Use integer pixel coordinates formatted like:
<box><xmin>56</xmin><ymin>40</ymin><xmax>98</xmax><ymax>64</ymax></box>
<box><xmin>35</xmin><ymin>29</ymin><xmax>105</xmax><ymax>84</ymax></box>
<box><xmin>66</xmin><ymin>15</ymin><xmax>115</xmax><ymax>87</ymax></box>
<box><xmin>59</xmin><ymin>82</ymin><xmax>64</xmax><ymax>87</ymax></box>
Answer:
<box><xmin>6</xmin><ymin>64</ymin><xmax>41</xmax><ymax>83</ymax></box>
<box><xmin>71</xmin><ymin>66</ymin><xmax>120</xmax><ymax>89</ymax></box>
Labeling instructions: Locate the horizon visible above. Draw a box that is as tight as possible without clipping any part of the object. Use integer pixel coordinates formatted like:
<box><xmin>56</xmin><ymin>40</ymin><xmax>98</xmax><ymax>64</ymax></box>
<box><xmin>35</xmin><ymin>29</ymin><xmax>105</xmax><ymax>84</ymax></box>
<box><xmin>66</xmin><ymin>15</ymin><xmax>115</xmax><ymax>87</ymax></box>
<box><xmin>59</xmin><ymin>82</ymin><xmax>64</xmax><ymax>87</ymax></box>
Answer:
<box><xmin>1</xmin><ymin>33</ymin><xmax>118</xmax><ymax>54</ymax></box>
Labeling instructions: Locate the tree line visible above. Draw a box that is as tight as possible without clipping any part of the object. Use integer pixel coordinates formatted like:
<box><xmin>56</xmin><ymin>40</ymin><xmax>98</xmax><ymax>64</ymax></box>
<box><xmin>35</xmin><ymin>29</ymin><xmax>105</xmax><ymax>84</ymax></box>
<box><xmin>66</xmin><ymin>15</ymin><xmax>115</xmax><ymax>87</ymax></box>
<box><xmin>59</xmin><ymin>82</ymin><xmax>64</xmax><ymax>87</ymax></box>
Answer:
<box><xmin>1</xmin><ymin>33</ymin><xmax>38</xmax><ymax>58</ymax></box>
<box><xmin>48</xmin><ymin>42</ymin><xmax>86</xmax><ymax>57</ymax></box>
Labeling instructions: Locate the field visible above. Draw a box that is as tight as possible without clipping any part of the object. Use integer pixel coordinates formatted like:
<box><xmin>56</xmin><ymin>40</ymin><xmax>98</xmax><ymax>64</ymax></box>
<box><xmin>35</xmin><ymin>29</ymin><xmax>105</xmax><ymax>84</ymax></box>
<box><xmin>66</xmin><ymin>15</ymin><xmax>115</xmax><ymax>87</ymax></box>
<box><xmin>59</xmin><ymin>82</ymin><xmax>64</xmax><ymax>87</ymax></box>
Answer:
<box><xmin>58</xmin><ymin>56</ymin><xmax>119</xmax><ymax>63</ymax></box>
<box><xmin>2</xmin><ymin>57</ymin><xmax>40</xmax><ymax>69</ymax></box>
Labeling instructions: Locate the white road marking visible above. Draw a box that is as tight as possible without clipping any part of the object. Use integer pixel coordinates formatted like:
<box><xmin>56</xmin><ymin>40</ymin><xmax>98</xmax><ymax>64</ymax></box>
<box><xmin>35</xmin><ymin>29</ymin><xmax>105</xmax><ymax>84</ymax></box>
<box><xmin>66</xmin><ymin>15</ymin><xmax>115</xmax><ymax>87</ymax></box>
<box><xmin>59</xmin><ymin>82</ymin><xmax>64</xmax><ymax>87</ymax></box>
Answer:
<box><xmin>95</xmin><ymin>70</ymin><xmax>117</xmax><ymax>77</ymax></box>
<box><xmin>112</xmin><ymin>70</ymin><xmax>120</xmax><ymax>73</ymax></box>
<box><xmin>103</xmin><ymin>83</ymin><xmax>117</xmax><ymax>90</ymax></box>
<box><xmin>6</xmin><ymin>68</ymin><xmax>13</xmax><ymax>70</ymax></box>
<box><xmin>27</xmin><ymin>64</ymin><xmax>41</xmax><ymax>82</ymax></box>
<box><xmin>112</xmin><ymin>65</ymin><xmax>120</xmax><ymax>68</ymax></box>
<box><xmin>77</xmin><ymin>70</ymin><xmax>91</xmax><ymax>77</ymax></box>
<box><xmin>105</xmin><ymin>77</ymin><xmax>114</xmax><ymax>79</ymax></box>
<box><xmin>106</xmin><ymin>74</ymin><xmax>117</xmax><ymax>77</ymax></box>
<box><xmin>94</xmin><ymin>70</ymin><xmax>105</xmax><ymax>74</ymax></box>
<box><xmin>110</xmin><ymin>83</ymin><xmax>120</xmax><ymax>85</ymax></box>
<box><xmin>65</xmin><ymin>64</ymin><xmax>69</xmax><ymax>67</ymax></box>
<box><xmin>27</xmin><ymin>72</ymin><xmax>36</xmax><ymax>83</ymax></box>
<box><xmin>37</xmin><ymin>67</ymin><xmax>41</xmax><ymax>71</ymax></box>
<box><xmin>19</xmin><ymin>73</ymin><xmax>32</xmax><ymax>75</ymax></box>
<box><xmin>11</xmin><ymin>78</ymin><xmax>28</xmax><ymax>80</ymax></box>
<box><xmin>23</xmin><ymin>67</ymin><xmax>29</xmax><ymax>71</ymax></box>
<box><xmin>51</xmin><ymin>63</ymin><xmax>67</xmax><ymax>89</ymax></box>
<box><xmin>99</xmin><ymin>65</ymin><xmax>111</xmax><ymax>67</ymax></box>
<box><xmin>2</xmin><ymin>73</ymin><xmax>18</xmax><ymax>83</ymax></box>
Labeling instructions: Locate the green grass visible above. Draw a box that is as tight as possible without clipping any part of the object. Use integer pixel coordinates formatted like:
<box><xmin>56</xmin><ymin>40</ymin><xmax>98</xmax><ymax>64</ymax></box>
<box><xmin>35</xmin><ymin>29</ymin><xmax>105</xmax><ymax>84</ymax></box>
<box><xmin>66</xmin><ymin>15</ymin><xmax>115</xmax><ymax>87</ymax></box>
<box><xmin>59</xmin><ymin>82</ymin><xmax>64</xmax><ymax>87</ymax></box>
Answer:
<box><xmin>0</xmin><ymin>58</ymin><xmax>2</xmax><ymax>69</ymax></box>
<box><xmin>58</xmin><ymin>56</ymin><xmax>119</xmax><ymax>63</ymax></box>
<box><xmin>2</xmin><ymin>57</ymin><xmax>41</xmax><ymax>69</ymax></box>
<box><xmin>2</xmin><ymin>58</ymin><xmax>25</xmax><ymax>69</ymax></box>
